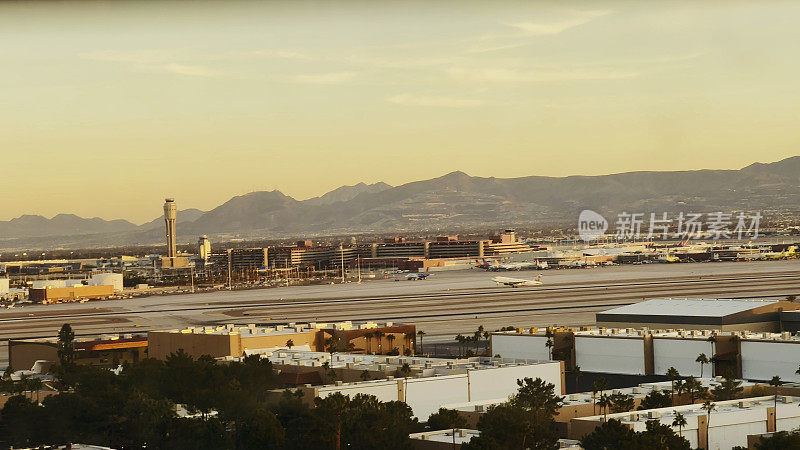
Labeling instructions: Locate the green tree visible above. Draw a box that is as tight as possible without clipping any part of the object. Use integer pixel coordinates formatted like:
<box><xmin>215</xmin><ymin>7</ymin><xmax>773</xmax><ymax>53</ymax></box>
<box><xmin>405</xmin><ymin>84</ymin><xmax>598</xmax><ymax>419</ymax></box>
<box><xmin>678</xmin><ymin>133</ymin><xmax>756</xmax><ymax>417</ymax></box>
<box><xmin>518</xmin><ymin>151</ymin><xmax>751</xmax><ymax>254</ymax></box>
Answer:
<box><xmin>696</xmin><ymin>353</ymin><xmax>709</xmax><ymax>378</ymax></box>
<box><xmin>769</xmin><ymin>375</ymin><xmax>782</xmax><ymax>411</ymax></box>
<box><xmin>754</xmin><ymin>430</ymin><xmax>800</xmax><ymax>449</ymax></box>
<box><xmin>591</xmin><ymin>377</ymin><xmax>607</xmax><ymax>415</ymax></box>
<box><xmin>683</xmin><ymin>377</ymin><xmax>708</xmax><ymax>404</ymax></box>
<box><xmin>609</xmin><ymin>392</ymin><xmax>635</xmax><ymax>413</ymax></box>
<box><xmin>285</xmin><ymin>339</ymin><xmax>294</xmax><ymax>349</ymax></box>
<box><xmin>638</xmin><ymin>419</ymin><xmax>691</xmax><ymax>449</ymax></box>
<box><xmin>581</xmin><ymin>419</ymin><xmax>637</xmax><ymax>450</ymax></box>
<box><xmin>386</xmin><ymin>333</ymin><xmax>396</xmax><ymax>352</ymax></box>
<box><xmin>364</xmin><ymin>332</ymin><xmax>374</xmax><ymax>354</ymax></box>
<box><xmin>463</xmin><ymin>377</ymin><xmax>562</xmax><ymax>450</ymax></box>
<box><xmin>374</xmin><ymin>330</ymin><xmax>385</xmax><ymax>354</ymax></box>
<box><xmin>702</xmin><ymin>400</ymin><xmax>716</xmax><ymax>450</ymax></box>
<box><xmin>416</xmin><ymin>330</ymin><xmax>425</xmax><ymax>355</ymax></box>
<box><xmin>572</xmin><ymin>365</ymin><xmax>582</xmax><ymax>391</ymax></box>
<box><xmin>638</xmin><ymin>390</ymin><xmax>672</xmax><ymax>410</ymax></box>
<box><xmin>57</xmin><ymin>323</ymin><xmax>75</xmax><ymax>367</ymax></box>
<box><xmin>711</xmin><ymin>375</ymin><xmax>743</xmax><ymax>401</ymax></box>
<box><xmin>597</xmin><ymin>394</ymin><xmax>611</xmax><ymax>421</ymax></box>
<box><xmin>665</xmin><ymin>367</ymin><xmax>680</xmax><ymax>405</ymax></box>
<box><xmin>426</xmin><ymin>407</ymin><xmax>468</xmax><ymax>431</ymax></box>
<box><xmin>672</xmin><ymin>412</ymin><xmax>687</xmax><ymax>439</ymax></box>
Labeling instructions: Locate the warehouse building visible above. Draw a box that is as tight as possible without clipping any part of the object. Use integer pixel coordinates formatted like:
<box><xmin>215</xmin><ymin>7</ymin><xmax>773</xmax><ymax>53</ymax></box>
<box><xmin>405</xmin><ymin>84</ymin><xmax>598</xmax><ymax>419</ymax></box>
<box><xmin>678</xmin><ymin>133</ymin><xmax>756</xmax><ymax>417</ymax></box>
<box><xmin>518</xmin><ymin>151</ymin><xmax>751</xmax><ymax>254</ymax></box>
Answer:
<box><xmin>491</xmin><ymin>326</ymin><xmax>800</xmax><ymax>381</ymax></box>
<box><xmin>291</xmin><ymin>357</ymin><xmax>563</xmax><ymax>420</ymax></box>
<box><xmin>596</xmin><ymin>298</ymin><xmax>800</xmax><ymax>332</ymax></box>
<box><xmin>29</xmin><ymin>284</ymin><xmax>115</xmax><ymax>303</ymax></box>
<box><xmin>446</xmin><ymin>377</ymin><xmax>757</xmax><ymax>434</ymax></box>
<box><xmin>148</xmin><ymin>321</ymin><xmax>416</xmax><ymax>360</ymax></box>
<box><xmin>569</xmin><ymin>395</ymin><xmax>800</xmax><ymax>450</ymax></box>
<box><xmin>9</xmin><ymin>333</ymin><xmax>148</xmax><ymax>370</ymax></box>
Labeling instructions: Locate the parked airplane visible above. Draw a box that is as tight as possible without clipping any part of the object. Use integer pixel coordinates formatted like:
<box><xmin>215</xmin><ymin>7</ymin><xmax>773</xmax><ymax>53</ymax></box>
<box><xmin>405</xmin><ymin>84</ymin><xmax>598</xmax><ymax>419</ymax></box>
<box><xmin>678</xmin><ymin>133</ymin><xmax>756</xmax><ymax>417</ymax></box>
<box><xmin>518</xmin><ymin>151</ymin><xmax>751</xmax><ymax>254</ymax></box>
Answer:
<box><xmin>406</xmin><ymin>268</ymin><xmax>432</xmax><ymax>280</ymax></box>
<box><xmin>483</xmin><ymin>259</ymin><xmax>549</xmax><ymax>271</ymax></box>
<box><xmin>492</xmin><ymin>274</ymin><xmax>543</xmax><ymax>287</ymax></box>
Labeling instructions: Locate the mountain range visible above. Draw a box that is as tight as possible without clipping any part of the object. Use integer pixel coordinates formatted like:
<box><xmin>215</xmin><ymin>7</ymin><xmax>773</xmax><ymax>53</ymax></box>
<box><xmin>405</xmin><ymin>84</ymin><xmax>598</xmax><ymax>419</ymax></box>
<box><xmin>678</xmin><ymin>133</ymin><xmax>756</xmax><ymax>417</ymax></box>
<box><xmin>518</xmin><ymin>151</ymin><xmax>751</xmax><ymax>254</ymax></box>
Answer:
<box><xmin>2</xmin><ymin>157</ymin><xmax>800</xmax><ymax>249</ymax></box>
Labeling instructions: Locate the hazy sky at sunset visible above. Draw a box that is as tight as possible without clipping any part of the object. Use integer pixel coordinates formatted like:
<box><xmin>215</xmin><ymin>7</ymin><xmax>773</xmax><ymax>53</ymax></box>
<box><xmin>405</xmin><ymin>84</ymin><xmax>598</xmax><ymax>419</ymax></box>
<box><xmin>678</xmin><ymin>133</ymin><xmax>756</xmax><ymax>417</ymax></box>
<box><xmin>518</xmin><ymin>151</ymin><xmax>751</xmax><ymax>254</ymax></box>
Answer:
<box><xmin>2</xmin><ymin>0</ymin><xmax>799</xmax><ymax>223</ymax></box>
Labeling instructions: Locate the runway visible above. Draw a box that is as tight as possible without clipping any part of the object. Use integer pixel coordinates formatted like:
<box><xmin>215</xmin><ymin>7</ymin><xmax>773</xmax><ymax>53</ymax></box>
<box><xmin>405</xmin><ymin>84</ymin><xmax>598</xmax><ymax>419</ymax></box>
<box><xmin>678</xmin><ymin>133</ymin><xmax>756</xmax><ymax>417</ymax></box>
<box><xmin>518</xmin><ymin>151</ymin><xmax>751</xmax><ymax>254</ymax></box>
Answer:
<box><xmin>2</xmin><ymin>260</ymin><xmax>800</xmax><ymax>365</ymax></box>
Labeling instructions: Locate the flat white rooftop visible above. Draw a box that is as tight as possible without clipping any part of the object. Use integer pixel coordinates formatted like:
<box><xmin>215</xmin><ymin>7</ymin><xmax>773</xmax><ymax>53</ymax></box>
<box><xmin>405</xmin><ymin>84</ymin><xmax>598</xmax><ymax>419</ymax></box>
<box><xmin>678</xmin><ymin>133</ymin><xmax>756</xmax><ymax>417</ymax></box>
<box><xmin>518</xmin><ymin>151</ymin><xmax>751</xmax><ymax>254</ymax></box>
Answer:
<box><xmin>599</xmin><ymin>298</ymin><xmax>777</xmax><ymax>318</ymax></box>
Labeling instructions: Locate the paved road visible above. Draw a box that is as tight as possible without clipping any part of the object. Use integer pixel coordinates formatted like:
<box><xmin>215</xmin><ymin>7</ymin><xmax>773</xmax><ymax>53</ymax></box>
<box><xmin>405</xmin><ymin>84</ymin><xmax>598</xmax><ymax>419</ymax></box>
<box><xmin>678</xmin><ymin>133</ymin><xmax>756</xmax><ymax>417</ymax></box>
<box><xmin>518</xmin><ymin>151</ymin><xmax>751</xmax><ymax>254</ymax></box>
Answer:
<box><xmin>2</xmin><ymin>260</ymin><xmax>799</xmax><ymax>359</ymax></box>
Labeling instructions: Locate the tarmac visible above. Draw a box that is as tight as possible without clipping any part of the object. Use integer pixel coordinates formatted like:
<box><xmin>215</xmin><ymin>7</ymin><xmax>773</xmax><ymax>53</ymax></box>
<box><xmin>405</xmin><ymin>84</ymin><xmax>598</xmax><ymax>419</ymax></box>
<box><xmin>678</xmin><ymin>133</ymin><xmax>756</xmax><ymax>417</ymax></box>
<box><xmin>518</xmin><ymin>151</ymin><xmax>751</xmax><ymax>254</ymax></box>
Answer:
<box><xmin>2</xmin><ymin>260</ymin><xmax>800</xmax><ymax>367</ymax></box>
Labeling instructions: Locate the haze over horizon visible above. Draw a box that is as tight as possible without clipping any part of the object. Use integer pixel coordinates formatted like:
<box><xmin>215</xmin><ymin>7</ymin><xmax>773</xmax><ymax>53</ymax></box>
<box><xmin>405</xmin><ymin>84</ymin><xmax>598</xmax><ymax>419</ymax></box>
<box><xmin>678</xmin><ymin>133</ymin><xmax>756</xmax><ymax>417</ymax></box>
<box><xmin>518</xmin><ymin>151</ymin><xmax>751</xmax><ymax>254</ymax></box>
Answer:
<box><xmin>3</xmin><ymin>0</ymin><xmax>800</xmax><ymax>222</ymax></box>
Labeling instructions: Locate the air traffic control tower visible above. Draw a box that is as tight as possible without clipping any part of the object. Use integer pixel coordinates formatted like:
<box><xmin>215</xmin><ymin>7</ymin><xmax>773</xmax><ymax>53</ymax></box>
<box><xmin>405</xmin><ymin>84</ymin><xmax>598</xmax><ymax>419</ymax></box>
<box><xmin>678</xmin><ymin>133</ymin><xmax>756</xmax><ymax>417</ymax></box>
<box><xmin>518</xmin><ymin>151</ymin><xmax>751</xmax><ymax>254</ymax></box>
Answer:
<box><xmin>163</xmin><ymin>198</ymin><xmax>177</xmax><ymax>258</ymax></box>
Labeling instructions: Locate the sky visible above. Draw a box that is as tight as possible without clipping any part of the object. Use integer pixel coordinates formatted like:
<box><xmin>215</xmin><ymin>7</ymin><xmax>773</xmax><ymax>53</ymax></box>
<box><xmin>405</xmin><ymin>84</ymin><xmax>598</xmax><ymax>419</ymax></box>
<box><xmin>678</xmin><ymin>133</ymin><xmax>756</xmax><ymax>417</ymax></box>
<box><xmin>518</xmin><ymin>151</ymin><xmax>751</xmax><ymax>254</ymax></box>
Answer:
<box><xmin>1</xmin><ymin>0</ymin><xmax>799</xmax><ymax>223</ymax></box>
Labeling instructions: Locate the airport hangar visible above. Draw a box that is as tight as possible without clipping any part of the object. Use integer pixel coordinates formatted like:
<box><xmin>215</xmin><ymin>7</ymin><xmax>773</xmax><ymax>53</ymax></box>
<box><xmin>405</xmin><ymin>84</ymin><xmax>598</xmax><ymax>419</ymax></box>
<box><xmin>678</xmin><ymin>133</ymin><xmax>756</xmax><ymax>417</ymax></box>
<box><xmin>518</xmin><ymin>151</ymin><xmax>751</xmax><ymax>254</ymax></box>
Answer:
<box><xmin>595</xmin><ymin>298</ymin><xmax>800</xmax><ymax>332</ymax></box>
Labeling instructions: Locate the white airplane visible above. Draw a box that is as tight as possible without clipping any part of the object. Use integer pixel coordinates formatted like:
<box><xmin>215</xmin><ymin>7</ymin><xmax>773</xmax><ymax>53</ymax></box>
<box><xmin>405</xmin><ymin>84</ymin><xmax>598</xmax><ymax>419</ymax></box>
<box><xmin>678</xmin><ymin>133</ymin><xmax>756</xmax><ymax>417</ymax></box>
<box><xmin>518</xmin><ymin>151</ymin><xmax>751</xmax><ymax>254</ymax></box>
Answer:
<box><xmin>492</xmin><ymin>274</ymin><xmax>543</xmax><ymax>287</ymax></box>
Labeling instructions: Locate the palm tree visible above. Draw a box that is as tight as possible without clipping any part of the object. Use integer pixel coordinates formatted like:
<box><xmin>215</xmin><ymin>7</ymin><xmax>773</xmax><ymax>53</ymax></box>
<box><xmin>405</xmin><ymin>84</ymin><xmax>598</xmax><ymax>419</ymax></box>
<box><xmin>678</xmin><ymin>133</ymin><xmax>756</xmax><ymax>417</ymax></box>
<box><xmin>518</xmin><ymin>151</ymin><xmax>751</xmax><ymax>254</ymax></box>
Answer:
<box><xmin>707</xmin><ymin>335</ymin><xmax>717</xmax><ymax>376</ymax></box>
<box><xmin>364</xmin><ymin>332</ymin><xmax>374</xmax><ymax>354</ymax></box>
<box><xmin>482</xmin><ymin>330</ymin><xmax>490</xmax><ymax>352</ymax></box>
<box><xmin>674</xmin><ymin>379</ymin><xmax>685</xmax><ymax>406</ymax></box>
<box><xmin>474</xmin><ymin>326</ymin><xmax>485</xmax><ymax>354</ymax></box>
<box><xmin>696</xmin><ymin>353</ymin><xmax>709</xmax><ymax>378</ymax></box>
<box><xmin>398</xmin><ymin>362</ymin><xmax>412</xmax><ymax>378</ymax></box>
<box><xmin>672</xmin><ymin>411</ymin><xmax>687</xmax><ymax>438</ymax></box>
<box><xmin>702</xmin><ymin>400</ymin><xmax>716</xmax><ymax>449</ymax></box>
<box><xmin>666</xmin><ymin>367</ymin><xmax>680</xmax><ymax>405</ymax></box>
<box><xmin>285</xmin><ymin>339</ymin><xmax>294</xmax><ymax>349</ymax></box>
<box><xmin>573</xmin><ymin>365</ymin><xmax>582</xmax><ymax>391</ymax></box>
<box><xmin>404</xmin><ymin>332</ymin><xmax>415</xmax><ymax>354</ymax></box>
<box><xmin>417</xmin><ymin>330</ymin><xmax>426</xmax><ymax>355</ymax></box>
<box><xmin>374</xmin><ymin>330</ymin><xmax>385</xmax><ymax>354</ymax></box>
<box><xmin>770</xmin><ymin>375</ymin><xmax>783</xmax><ymax>411</ymax></box>
<box><xmin>455</xmin><ymin>334</ymin><xmax>466</xmax><ymax>357</ymax></box>
<box><xmin>545</xmin><ymin>337</ymin><xmax>554</xmax><ymax>360</ymax></box>
<box><xmin>386</xmin><ymin>334</ymin><xmax>396</xmax><ymax>352</ymax></box>
<box><xmin>597</xmin><ymin>393</ymin><xmax>611</xmax><ymax>421</ymax></box>
<box><xmin>591</xmin><ymin>377</ymin><xmax>607</xmax><ymax>415</ymax></box>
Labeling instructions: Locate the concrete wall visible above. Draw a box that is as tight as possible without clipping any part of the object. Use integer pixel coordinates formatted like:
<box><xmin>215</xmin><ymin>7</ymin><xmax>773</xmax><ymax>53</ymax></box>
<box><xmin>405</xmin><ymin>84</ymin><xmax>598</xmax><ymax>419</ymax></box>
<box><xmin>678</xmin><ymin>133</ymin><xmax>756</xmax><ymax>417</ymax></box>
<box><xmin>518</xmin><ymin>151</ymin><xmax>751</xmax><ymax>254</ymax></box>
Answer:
<box><xmin>741</xmin><ymin>341</ymin><xmax>800</xmax><ymax>382</ymax></box>
<box><xmin>575</xmin><ymin>337</ymin><xmax>645</xmax><ymax>375</ymax></box>
<box><xmin>0</xmin><ymin>278</ymin><xmax>9</xmax><ymax>295</ymax></box>
<box><xmin>148</xmin><ymin>331</ymin><xmax>239</xmax><ymax>360</ymax></box>
<box><xmin>89</xmin><ymin>273</ymin><xmax>123</xmax><ymax>292</ymax></box>
<box><xmin>653</xmin><ymin>338</ymin><xmax>712</xmax><ymax>377</ymax></box>
<box><xmin>491</xmin><ymin>334</ymin><xmax>550</xmax><ymax>360</ymax></box>
<box><xmin>406</xmin><ymin>375</ymin><xmax>470</xmax><ymax>419</ymax></box>
<box><xmin>309</xmin><ymin>362</ymin><xmax>563</xmax><ymax>420</ymax></box>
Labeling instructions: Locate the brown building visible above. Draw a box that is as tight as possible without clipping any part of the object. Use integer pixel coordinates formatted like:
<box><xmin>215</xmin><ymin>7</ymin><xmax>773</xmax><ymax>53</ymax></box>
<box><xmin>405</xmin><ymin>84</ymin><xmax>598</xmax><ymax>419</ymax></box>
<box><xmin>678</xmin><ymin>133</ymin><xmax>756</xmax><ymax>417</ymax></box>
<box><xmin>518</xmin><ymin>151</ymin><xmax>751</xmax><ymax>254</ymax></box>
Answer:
<box><xmin>147</xmin><ymin>321</ymin><xmax>416</xmax><ymax>361</ymax></box>
<box><xmin>29</xmin><ymin>284</ymin><xmax>115</xmax><ymax>303</ymax></box>
<box><xmin>9</xmin><ymin>334</ymin><xmax>148</xmax><ymax>370</ymax></box>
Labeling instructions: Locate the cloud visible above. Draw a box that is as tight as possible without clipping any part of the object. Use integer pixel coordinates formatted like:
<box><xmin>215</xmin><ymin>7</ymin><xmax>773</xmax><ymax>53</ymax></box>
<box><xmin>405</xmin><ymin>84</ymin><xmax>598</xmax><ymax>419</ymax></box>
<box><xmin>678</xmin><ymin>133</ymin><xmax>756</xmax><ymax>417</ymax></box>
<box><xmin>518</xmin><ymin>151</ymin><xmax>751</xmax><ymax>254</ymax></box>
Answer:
<box><xmin>251</xmin><ymin>49</ymin><xmax>312</xmax><ymax>60</ymax></box>
<box><xmin>504</xmin><ymin>10</ymin><xmax>611</xmax><ymax>37</ymax></box>
<box><xmin>163</xmin><ymin>63</ymin><xmax>224</xmax><ymax>77</ymax></box>
<box><xmin>448</xmin><ymin>67</ymin><xmax>641</xmax><ymax>83</ymax></box>
<box><xmin>386</xmin><ymin>94</ymin><xmax>483</xmax><ymax>108</ymax></box>
<box><xmin>289</xmin><ymin>71</ymin><xmax>357</xmax><ymax>84</ymax></box>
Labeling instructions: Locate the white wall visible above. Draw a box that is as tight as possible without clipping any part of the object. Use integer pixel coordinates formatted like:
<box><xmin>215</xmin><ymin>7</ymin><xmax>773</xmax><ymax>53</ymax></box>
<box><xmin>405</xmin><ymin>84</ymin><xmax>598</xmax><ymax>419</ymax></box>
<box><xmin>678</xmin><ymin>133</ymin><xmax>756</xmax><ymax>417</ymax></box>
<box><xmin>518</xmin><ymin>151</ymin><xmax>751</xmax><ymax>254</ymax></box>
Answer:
<box><xmin>469</xmin><ymin>363</ymin><xmax>562</xmax><ymax>402</ymax></box>
<box><xmin>405</xmin><ymin>375</ymin><xmax>469</xmax><ymax>419</ymax></box>
<box><xmin>491</xmin><ymin>334</ymin><xmax>550</xmax><ymax>360</ymax></box>
<box><xmin>318</xmin><ymin>380</ymin><xmax>399</xmax><ymax>403</ymax></box>
<box><xmin>653</xmin><ymin>338</ymin><xmax>712</xmax><ymax>377</ymax></box>
<box><xmin>0</xmin><ymin>278</ymin><xmax>9</xmax><ymax>295</ymax></box>
<box><xmin>575</xmin><ymin>337</ymin><xmax>644</xmax><ymax>375</ymax></box>
<box><xmin>707</xmin><ymin>408</ymin><xmax>767</xmax><ymax>450</ymax></box>
<box><xmin>317</xmin><ymin>362</ymin><xmax>562</xmax><ymax>420</ymax></box>
<box><xmin>741</xmin><ymin>341</ymin><xmax>800</xmax><ymax>382</ymax></box>
<box><xmin>89</xmin><ymin>273</ymin><xmax>124</xmax><ymax>292</ymax></box>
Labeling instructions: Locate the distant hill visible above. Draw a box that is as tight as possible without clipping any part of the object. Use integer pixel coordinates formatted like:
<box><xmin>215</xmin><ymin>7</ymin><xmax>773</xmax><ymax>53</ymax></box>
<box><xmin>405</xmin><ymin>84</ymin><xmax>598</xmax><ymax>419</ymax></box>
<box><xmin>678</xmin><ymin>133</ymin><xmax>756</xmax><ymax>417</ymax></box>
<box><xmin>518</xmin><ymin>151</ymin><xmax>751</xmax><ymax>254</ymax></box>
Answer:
<box><xmin>138</xmin><ymin>208</ymin><xmax>206</xmax><ymax>230</ymax></box>
<box><xmin>3</xmin><ymin>156</ymin><xmax>800</xmax><ymax>248</ymax></box>
<box><xmin>304</xmin><ymin>182</ymin><xmax>392</xmax><ymax>205</ymax></box>
<box><xmin>0</xmin><ymin>214</ymin><xmax>137</xmax><ymax>239</ymax></box>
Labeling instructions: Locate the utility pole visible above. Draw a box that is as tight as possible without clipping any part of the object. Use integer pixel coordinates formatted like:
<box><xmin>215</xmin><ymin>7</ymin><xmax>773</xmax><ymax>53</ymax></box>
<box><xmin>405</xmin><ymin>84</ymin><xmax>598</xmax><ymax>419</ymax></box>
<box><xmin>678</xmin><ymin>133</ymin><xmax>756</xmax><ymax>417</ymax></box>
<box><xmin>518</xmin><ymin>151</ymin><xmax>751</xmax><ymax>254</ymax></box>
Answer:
<box><xmin>340</xmin><ymin>246</ymin><xmax>345</xmax><ymax>283</ymax></box>
<box><xmin>227</xmin><ymin>249</ymin><xmax>232</xmax><ymax>290</ymax></box>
